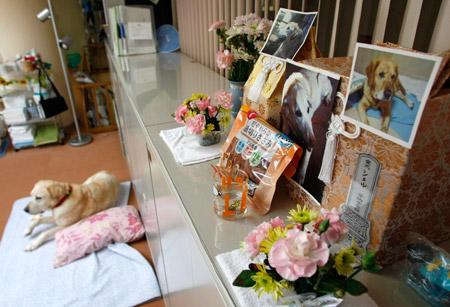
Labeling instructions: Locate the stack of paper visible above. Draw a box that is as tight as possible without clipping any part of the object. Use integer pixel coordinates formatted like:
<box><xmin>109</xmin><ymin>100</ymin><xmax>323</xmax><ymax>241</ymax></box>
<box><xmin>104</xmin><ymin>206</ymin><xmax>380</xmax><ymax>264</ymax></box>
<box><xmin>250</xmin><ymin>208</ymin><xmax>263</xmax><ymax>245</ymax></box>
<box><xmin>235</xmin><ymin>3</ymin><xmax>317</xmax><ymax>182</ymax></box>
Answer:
<box><xmin>108</xmin><ymin>5</ymin><xmax>157</xmax><ymax>56</ymax></box>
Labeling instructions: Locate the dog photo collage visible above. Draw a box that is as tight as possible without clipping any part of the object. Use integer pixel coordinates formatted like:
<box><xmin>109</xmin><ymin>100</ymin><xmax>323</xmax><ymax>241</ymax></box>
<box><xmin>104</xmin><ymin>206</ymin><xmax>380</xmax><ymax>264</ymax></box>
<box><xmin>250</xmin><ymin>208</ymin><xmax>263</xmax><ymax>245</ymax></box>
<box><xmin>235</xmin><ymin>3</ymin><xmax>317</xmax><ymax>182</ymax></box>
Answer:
<box><xmin>258</xmin><ymin>9</ymin><xmax>441</xmax><ymax>203</ymax></box>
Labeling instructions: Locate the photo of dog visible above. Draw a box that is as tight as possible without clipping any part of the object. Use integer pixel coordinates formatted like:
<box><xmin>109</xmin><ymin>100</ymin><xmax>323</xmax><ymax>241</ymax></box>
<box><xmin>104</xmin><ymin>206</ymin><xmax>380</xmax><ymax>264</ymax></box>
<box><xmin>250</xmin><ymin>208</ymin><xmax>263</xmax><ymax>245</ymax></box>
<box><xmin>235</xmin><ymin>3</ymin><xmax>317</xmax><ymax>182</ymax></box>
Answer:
<box><xmin>281</xmin><ymin>61</ymin><xmax>340</xmax><ymax>202</ymax></box>
<box><xmin>23</xmin><ymin>170</ymin><xmax>120</xmax><ymax>251</ymax></box>
<box><xmin>261</xmin><ymin>9</ymin><xmax>317</xmax><ymax>60</ymax></box>
<box><xmin>343</xmin><ymin>43</ymin><xmax>442</xmax><ymax>148</ymax></box>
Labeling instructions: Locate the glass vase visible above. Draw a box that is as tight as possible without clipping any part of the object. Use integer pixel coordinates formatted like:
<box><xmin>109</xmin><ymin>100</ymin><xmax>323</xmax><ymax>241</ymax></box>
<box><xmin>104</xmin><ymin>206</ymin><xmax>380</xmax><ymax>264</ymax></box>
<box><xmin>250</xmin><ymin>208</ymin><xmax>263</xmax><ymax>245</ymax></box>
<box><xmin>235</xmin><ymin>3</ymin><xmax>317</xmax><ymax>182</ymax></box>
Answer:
<box><xmin>228</xmin><ymin>79</ymin><xmax>246</xmax><ymax>118</ymax></box>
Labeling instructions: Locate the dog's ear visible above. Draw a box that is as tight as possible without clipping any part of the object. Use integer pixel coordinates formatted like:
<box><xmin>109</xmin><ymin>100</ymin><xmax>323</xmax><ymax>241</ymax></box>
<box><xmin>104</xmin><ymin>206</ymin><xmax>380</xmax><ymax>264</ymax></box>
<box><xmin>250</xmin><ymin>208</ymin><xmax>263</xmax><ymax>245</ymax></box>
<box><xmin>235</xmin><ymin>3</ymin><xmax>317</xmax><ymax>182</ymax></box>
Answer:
<box><xmin>394</xmin><ymin>67</ymin><xmax>407</xmax><ymax>95</ymax></box>
<box><xmin>47</xmin><ymin>183</ymin><xmax>67</xmax><ymax>200</ymax></box>
<box><xmin>366</xmin><ymin>59</ymin><xmax>380</xmax><ymax>89</ymax></box>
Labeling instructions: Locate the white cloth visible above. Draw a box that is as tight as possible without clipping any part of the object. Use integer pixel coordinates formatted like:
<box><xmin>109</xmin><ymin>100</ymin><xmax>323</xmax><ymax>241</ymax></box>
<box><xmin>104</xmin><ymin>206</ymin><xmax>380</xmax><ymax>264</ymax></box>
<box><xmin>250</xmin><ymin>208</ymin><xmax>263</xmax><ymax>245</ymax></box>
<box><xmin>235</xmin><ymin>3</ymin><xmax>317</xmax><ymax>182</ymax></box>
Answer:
<box><xmin>160</xmin><ymin>126</ymin><xmax>225</xmax><ymax>166</ymax></box>
<box><xmin>0</xmin><ymin>182</ymin><xmax>162</xmax><ymax>307</ymax></box>
<box><xmin>216</xmin><ymin>248</ymin><xmax>378</xmax><ymax>307</ymax></box>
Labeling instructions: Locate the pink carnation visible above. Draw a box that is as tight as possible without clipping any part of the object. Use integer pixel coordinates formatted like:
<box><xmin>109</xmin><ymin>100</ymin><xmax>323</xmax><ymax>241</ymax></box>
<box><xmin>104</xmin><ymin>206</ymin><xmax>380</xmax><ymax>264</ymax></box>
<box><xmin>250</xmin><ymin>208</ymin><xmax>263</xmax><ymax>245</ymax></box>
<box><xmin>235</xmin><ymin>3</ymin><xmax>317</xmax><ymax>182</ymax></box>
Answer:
<box><xmin>319</xmin><ymin>208</ymin><xmax>348</xmax><ymax>245</ymax></box>
<box><xmin>208</xmin><ymin>105</ymin><xmax>218</xmax><ymax>117</ymax></box>
<box><xmin>269</xmin><ymin>216</ymin><xmax>285</xmax><ymax>229</ymax></box>
<box><xmin>214</xmin><ymin>90</ymin><xmax>234</xmax><ymax>109</ymax></box>
<box><xmin>209</xmin><ymin>20</ymin><xmax>226</xmax><ymax>32</ymax></box>
<box><xmin>216</xmin><ymin>50</ymin><xmax>234</xmax><ymax>69</ymax></box>
<box><xmin>269</xmin><ymin>228</ymin><xmax>329</xmax><ymax>281</ymax></box>
<box><xmin>185</xmin><ymin>114</ymin><xmax>205</xmax><ymax>135</ymax></box>
<box><xmin>175</xmin><ymin>104</ymin><xmax>189</xmax><ymax>123</ymax></box>
<box><xmin>242</xmin><ymin>221</ymin><xmax>271</xmax><ymax>258</ymax></box>
<box><xmin>197</xmin><ymin>97</ymin><xmax>211</xmax><ymax>111</ymax></box>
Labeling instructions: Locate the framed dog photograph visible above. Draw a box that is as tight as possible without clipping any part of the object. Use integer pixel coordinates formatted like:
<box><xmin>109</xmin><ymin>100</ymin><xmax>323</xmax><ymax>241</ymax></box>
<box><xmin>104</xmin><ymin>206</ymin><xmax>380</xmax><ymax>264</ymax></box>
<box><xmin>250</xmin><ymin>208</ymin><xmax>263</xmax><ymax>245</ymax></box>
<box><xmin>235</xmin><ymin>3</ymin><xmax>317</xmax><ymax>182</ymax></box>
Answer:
<box><xmin>342</xmin><ymin>43</ymin><xmax>442</xmax><ymax>148</ymax></box>
<box><xmin>260</xmin><ymin>9</ymin><xmax>317</xmax><ymax>60</ymax></box>
<box><xmin>281</xmin><ymin>60</ymin><xmax>340</xmax><ymax>203</ymax></box>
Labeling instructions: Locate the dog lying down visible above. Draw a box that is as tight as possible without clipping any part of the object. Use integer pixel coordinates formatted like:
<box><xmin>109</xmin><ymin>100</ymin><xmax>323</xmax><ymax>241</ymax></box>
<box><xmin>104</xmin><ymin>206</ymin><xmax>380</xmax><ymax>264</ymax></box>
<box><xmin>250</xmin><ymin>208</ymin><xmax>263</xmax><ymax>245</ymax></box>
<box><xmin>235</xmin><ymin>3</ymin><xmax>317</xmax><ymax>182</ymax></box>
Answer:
<box><xmin>23</xmin><ymin>171</ymin><xmax>120</xmax><ymax>252</ymax></box>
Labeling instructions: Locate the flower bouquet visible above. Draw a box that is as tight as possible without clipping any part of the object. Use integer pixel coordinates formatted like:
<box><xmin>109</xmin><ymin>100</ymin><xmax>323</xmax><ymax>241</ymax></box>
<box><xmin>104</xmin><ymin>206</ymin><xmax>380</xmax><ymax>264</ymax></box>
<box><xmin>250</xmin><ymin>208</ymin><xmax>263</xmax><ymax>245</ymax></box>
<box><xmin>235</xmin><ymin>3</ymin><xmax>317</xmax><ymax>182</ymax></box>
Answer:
<box><xmin>209</xmin><ymin>13</ymin><xmax>272</xmax><ymax>82</ymax></box>
<box><xmin>233</xmin><ymin>205</ymin><xmax>382</xmax><ymax>305</ymax></box>
<box><xmin>173</xmin><ymin>90</ymin><xmax>233</xmax><ymax>146</ymax></box>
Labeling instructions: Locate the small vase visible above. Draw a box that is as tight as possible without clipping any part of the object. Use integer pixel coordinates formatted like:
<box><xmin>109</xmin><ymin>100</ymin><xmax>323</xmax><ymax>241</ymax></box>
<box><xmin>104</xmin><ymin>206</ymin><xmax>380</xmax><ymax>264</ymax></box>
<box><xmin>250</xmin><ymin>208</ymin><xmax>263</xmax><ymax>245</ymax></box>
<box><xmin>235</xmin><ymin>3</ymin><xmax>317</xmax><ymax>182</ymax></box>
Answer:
<box><xmin>197</xmin><ymin>131</ymin><xmax>221</xmax><ymax>146</ymax></box>
<box><xmin>228</xmin><ymin>80</ymin><xmax>246</xmax><ymax>118</ymax></box>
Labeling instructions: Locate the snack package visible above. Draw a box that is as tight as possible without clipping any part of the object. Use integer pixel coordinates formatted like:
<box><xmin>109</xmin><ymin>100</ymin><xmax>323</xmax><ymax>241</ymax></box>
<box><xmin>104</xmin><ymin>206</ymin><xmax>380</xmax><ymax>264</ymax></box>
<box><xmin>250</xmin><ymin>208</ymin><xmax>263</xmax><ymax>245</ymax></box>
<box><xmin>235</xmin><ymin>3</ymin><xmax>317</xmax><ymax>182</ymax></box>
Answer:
<box><xmin>218</xmin><ymin>105</ymin><xmax>302</xmax><ymax>214</ymax></box>
<box><xmin>403</xmin><ymin>232</ymin><xmax>450</xmax><ymax>306</ymax></box>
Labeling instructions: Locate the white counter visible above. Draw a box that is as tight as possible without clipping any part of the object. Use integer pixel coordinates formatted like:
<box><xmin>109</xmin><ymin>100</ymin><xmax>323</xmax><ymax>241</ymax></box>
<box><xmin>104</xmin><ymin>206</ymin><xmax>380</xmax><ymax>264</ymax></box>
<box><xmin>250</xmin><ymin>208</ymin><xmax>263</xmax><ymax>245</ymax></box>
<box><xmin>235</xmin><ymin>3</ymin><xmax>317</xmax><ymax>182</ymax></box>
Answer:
<box><xmin>106</xmin><ymin>49</ymin><xmax>437</xmax><ymax>307</ymax></box>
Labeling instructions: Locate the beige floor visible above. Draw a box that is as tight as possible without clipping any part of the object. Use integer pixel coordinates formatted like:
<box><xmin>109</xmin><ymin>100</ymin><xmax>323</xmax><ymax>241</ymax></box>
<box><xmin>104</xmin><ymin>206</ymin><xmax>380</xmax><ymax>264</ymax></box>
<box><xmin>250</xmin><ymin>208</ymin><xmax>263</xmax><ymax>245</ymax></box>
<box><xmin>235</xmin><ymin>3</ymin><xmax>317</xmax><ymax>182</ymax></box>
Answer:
<box><xmin>0</xmin><ymin>128</ymin><xmax>164</xmax><ymax>307</ymax></box>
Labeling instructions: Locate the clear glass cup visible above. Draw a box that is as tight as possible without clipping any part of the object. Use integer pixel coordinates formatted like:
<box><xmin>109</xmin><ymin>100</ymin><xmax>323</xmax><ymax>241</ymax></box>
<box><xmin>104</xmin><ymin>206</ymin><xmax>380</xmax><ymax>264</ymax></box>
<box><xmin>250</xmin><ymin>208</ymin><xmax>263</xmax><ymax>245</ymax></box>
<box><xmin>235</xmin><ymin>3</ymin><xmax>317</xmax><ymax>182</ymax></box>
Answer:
<box><xmin>213</xmin><ymin>168</ymin><xmax>249</xmax><ymax>220</ymax></box>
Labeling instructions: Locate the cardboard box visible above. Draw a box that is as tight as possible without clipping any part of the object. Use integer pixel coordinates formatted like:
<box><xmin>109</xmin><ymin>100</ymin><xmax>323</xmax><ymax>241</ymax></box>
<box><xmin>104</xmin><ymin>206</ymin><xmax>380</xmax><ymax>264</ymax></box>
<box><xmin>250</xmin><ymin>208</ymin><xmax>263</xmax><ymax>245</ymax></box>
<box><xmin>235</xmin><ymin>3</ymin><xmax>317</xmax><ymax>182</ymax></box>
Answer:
<box><xmin>286</xmin><ymin>48</ymin><xmax>450</xmax><ymax>265</ymax></box>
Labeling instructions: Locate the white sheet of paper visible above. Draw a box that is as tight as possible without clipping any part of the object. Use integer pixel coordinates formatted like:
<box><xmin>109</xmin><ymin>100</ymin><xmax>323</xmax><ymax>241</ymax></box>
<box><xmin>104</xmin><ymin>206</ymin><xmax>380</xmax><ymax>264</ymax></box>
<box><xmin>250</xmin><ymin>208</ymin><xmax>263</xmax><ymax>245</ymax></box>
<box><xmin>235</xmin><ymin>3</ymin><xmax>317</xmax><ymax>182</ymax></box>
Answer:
<box><xmin>128</xmin><ymin>22</ymin><xmax>153</xmax><ymax>40</ymax></box>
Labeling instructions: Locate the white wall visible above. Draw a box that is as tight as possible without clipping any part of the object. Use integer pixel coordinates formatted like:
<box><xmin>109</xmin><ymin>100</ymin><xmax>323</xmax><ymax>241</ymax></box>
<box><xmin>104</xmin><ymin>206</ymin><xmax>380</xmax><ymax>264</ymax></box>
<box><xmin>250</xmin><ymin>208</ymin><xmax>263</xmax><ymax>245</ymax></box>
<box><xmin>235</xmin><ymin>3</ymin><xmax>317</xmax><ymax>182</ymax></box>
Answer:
<box><xmin>0</xmin><ymin>0</ymin><xmax>87</xmax><ymax>127</ymax></box>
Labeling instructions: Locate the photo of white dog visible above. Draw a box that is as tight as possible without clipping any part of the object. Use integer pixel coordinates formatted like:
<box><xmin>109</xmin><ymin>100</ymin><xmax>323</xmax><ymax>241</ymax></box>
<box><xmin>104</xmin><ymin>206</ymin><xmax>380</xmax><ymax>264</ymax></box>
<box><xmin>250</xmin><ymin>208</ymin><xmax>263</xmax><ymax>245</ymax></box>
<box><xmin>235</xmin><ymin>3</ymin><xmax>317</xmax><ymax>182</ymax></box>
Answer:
<box><xmin>261</xmin><ymin>9</ymin><xmax>317</xmax><ymax>60</ymax></box>
<box><xmin>23</xmin><ymin>170</ymin><xmax>120</xmax><ymax>251</ymax></box>
<box><xmin>281</xmin><ymin>61</ymin><xmax>340</xmax><ymax>202</ymax></box>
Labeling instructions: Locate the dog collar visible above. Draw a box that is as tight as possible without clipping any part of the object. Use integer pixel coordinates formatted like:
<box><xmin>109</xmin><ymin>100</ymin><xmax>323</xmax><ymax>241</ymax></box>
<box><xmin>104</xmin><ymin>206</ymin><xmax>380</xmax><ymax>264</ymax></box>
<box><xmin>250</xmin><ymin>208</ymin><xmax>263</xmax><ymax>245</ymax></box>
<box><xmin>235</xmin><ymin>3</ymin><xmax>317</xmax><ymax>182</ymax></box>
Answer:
<box><xmin>54</xmin><ymin>185</ymin><xmax>73</xmax><ymax>208</ymax></box>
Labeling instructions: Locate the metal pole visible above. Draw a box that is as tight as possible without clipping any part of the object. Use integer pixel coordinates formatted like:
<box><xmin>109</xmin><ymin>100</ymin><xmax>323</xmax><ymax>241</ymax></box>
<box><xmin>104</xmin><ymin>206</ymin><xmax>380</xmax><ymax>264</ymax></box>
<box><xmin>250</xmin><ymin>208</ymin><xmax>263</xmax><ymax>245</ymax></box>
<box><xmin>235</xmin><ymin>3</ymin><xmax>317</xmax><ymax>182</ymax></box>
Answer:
<box><xmin>47</xmin><ymin>0</ymin><xmax>92</xmax><ymax>146</ymax></box>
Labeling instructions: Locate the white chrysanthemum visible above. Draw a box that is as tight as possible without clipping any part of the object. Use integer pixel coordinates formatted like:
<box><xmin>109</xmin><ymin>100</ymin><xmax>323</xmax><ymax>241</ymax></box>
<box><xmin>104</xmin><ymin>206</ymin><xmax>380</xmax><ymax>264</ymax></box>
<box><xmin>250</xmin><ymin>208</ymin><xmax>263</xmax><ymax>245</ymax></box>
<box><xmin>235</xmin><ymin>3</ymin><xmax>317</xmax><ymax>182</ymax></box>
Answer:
<box><xmin>231</xmin><ymin>48</ymin><xmax>255</xmax><ymax>61</ymax></box>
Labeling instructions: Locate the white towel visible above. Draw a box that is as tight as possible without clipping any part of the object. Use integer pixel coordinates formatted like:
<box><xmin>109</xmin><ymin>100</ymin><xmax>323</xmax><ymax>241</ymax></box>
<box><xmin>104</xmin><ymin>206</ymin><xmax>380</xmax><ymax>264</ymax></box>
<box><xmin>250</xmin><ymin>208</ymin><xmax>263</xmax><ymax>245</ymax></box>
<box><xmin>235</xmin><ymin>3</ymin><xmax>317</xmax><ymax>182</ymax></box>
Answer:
<box><xmin>215</xmin><ymin>248</ymin><xmax>378</xmax><ymax>307</ymax></box>
<box><xmin>160</xmin><ymin>126</ymin><xmax>226</xmax><ymax>166</ymax></box>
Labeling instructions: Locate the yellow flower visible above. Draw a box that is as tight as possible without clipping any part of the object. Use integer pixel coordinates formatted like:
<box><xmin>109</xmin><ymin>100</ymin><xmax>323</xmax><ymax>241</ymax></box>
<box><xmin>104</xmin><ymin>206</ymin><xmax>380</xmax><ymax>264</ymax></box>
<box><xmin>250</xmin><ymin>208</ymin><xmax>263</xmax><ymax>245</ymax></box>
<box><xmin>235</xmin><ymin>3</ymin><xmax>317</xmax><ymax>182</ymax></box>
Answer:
<box><xmin>18</xmin><ymin>79</ymin><xmax>28</xmax><ymax>85</ymax></box>
<box><xmin>203</xmin><ymin>123</ymin><xmax>215</xmax><ymax>134</ymax></box>
<box><xmin>350</xmin><ymin>238</ymin><xmax>363</xmax><ymax>256</ymax></box>
<box><xmin>333</xmin><ymin>247</ymin><xmax>356</xmax><ymax>276</ymax></box>
<box><xmin>286</xmin><ymin>204</ymin><xmax>318</xmax><ymax>224</ymax></box>
<box><xmin>251</xmin><ymin>263</ymin><xmax>290</xmax><ymax>301</ymax></box>
<box><xmin>258</xmin><ymin>226</ymin><xmax>288</xmax><ymax>254</ymax></box>
<box><xmin>219</xmin><ymin>114</ymin><xmax>231</xmax><ymax>129</ymax></box>
<box><xmin>186</xmin><ymin>110</ymin><xmax>197</xmax><ymax>119</ymax></box>
<box><xmin>0</xmin><ymin>78</ymin><xmax>7</xmax><ymax>85</ymax></box>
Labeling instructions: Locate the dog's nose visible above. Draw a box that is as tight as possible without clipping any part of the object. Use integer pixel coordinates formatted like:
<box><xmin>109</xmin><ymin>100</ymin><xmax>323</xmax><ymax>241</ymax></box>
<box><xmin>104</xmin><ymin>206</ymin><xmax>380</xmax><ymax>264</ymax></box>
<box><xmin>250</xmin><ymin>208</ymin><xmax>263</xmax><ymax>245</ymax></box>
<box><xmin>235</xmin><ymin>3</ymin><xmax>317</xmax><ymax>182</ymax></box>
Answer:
<box><xmin>384</xmin><ymin>89</ymin><xmax>392</xmax><ymax>99</ymax></box>
<box><xmin>24</xmin><ymin>207</ymin><xmax>29</xmax><ymax>213</ymax></box>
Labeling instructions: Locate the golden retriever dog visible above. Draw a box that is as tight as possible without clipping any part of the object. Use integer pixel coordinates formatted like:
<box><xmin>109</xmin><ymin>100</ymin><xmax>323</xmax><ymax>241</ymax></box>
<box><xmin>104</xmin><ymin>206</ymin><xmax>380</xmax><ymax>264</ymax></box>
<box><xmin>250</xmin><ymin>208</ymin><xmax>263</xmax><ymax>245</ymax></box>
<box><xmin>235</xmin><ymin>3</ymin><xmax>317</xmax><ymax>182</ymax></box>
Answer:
<box><xmin>23</xmin><ymin>171</ymin><xmax>120</xmax><ymax>251</ymax></box>
<box><xmin>357</xmin><ymin>57</ymin><xmax>413</xmax><ymax>133</ymax></box>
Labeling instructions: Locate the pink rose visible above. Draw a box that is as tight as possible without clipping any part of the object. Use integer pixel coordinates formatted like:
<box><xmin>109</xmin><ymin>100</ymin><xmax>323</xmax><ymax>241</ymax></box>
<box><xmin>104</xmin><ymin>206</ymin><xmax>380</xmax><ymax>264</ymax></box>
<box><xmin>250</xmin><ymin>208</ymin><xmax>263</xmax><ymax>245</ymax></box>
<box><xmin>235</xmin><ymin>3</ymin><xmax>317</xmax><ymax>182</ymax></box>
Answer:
<box><xmin>208</xmin><ymin>105</ymin><xmax>218</xmax><ymax>117</ymax></box>
<box><xmin>319</xmin><ymin>208</ymin><xmax>348</xmax><ymax>245</ymax></box>
<box><xmin>185</xmin><ymin>114</ymin><xmax>205</xmax><ymax>135</ymax></box>
<box><xmin>269</xmin><ymin>216</ymin><xmax>285</xmax><ymax>229</ymax></box>
<box><xmin>269</xmin><ymin>228</ymin><xmax>329</xmax><ymax>281</ymax></box>
<box><xmin>175</xmin><ymin>104</ymin><xmax>189</xmax><ymax>123</ymax></box>
<box><xmin>216</xmin><ymin>50</ymin><xmax>234</xmax><ymax>69</ymax></box>
<box><xmin>242</xmin><ymin>221</ymin><xmax>272</xmax><ymax>258</ymax></box>
<box><xmin>214</xmin><ymin>90</ymin><xmax>234</xmax><ymax>109</ymax></box>
<box><xmin>209</xmin><ymin>20</ymin><xmax>226</xmax><ymax>32</ymax></box>
<box><xmin>197</xmin><ymin>97</ymin><xmax>211</xmax><ymax>111</ymax></box>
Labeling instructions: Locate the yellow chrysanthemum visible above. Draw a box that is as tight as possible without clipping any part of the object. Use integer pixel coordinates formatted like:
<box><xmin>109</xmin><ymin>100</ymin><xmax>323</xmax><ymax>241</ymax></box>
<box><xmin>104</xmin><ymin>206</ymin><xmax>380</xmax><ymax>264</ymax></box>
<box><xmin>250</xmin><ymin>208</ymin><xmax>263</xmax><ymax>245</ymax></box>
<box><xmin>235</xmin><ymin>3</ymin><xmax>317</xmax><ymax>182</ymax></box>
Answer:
<box><xmin>251</xmin><ymin>263</ymin><xmax>290</xmax><ymax>301</ymax></box>
<box><xmin>219</xmin><ymin>114</ymin><xmax>231</xmax><ymax>129</ymax></box>
<box><xmin>186</xmin><ymin>110</ymin><xmax>197</xmax><ymax>119</ymax></box>
<box><xmin>203</xmin><ymin>123</ymin><xmax>215</xmax><ymax>134</ymax></box>
<box><xmin>0</xmin><ymin>79</ymin><xmax>7</xmax><ymax>85</ymax></box>
<box><xmin>333</xmin><ymin>247</ymin><xmax>356</xmax><ymax>276</ymax></box>
<box><xmin>350</xmin><ymin>238</ymin><xmax>363</xmax><ymax>256</ymax></box>
<box><xmin>286</xmin><ymin>204</ymin><xmax>318</xmax><ymax>224</ymax></box>
<box><xmin>18</xmin><ymin>79</ymin><xmax>28</xmax><ymax>85</ymax></box>
<box><xmin>258</xmin><ymin>226</ymin><xmax>288</xmax><ymax>254</ymax></box>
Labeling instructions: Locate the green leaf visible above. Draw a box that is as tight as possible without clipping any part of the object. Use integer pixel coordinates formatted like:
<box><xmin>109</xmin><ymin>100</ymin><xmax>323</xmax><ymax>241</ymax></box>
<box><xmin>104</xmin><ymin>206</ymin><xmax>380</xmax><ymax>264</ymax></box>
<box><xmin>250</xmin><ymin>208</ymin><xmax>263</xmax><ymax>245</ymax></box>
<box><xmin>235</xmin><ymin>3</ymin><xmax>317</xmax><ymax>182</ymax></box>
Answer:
<box><xmin>294</xmin><ymin>277</ymin><xmax>315</xmax><ymax>294</ymax></box>
<box><xmin>342</xmin><ymin>279</ymin><xmax>368</xmax><ymax>296</ymax></box>
<box><xmin>232</xmin><ymin>270</ymin><xmax>257</xmax><ymax>288</ymax></box>
<box><xmin>316</xmin><ymin>279</ymin><xmax>339</xmax><ymax>293</ymax></box>
<box><xmin>363</xmin><ymin>264</ymin><xmax>382</xmax><ymax>273</ymax></box>
<box><xmin>362</xmin><ymin>251</ymin><xmax>378</xmax><ymax>267</ymax></box>
<box><xmin>318</xmin><ymin>219</ymin><xmax>330</xmax><ymax>234</ymax></box>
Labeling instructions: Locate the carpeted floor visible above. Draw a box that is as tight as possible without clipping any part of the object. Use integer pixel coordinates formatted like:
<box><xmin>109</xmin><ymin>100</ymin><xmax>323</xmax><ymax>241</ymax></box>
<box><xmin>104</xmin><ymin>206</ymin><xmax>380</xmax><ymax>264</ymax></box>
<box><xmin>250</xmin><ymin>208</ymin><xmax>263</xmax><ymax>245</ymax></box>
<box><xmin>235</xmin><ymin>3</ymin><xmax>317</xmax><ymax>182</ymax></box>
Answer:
<box><xmin>0</xmin><ymin>127</ymin><xmax>164</xmax><ymax>307</ymax></box>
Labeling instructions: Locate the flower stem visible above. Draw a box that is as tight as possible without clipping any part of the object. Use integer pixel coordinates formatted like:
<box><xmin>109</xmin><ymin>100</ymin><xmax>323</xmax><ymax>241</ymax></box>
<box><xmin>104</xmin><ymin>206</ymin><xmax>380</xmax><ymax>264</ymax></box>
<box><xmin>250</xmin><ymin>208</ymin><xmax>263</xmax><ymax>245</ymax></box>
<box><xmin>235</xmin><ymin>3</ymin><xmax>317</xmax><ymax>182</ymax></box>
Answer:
<box><xmin>347</xmin><ymin>266</ymin><xmax>362</xmax><ymax>280</ymax></box>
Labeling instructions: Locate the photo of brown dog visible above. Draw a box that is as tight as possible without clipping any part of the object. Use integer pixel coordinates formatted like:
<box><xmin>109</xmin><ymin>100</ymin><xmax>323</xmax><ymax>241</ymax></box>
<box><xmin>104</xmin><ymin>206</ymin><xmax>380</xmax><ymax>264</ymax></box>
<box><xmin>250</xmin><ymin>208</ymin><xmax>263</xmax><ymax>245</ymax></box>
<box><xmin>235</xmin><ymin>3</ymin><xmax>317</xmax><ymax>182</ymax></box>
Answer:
<box><xmin>343</xmin><ymin>43</ymin><xmax>441</xmax><ymax>148</ymax></box>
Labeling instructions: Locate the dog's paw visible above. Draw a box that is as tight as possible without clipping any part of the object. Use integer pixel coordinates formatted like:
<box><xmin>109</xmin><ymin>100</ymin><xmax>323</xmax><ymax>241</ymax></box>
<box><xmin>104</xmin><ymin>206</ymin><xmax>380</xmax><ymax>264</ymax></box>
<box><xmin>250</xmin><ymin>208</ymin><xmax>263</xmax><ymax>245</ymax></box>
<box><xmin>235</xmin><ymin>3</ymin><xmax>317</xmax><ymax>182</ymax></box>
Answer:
<box><xmin>406</xmin><ymin>98</ymin><xmax>414</xmax><ymax>109</ymax></box>
<box><xmin>24</xmin><ymin>227</ymin><xmax>33</xmax><ymax>237</ymax></box>
<box><xmin>25</xmin><ymin>241</ymin><xmax>39</xmax><ymax>252</ymax></box>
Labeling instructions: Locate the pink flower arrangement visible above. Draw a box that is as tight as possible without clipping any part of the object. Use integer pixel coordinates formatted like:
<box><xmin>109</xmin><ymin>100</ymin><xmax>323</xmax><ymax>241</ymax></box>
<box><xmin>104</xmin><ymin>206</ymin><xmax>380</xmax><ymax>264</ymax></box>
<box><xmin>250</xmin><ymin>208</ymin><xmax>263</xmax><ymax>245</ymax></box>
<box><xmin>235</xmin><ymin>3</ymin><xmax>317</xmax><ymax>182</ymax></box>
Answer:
<box><xmin>233</xmin><ymin>204</ymin><xmax>382</xmax><ymax>303</ymax></box>
<box><xmin>209</xmin><ymin>13</ymin><xmax>272</xmax><ymax>82</ymax></box>
<box><xmin>172</xmin><ymin>90</ymin><xmax>233</xmax><ymax>135</ymax></box>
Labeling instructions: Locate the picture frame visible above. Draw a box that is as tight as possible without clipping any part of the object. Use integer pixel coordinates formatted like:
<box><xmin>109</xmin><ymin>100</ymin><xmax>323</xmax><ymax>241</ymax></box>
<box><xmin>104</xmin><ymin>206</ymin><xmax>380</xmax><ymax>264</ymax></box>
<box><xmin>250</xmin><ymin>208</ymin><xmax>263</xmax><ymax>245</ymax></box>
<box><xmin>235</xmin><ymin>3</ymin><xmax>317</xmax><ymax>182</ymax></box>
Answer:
<box><xmin>342</xmin><ymin>43</ymin><xmax>442</xmax><ymax>149</ymax></box>
<box><xmin>282</xmin><ymin>60</ymin><xmax>340</xmax><ymax>203</ymax></box>
<box><xmin>260</xmin><ymin>9</ymin><xmax>317</xmax><ymax>60</ymax></box>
